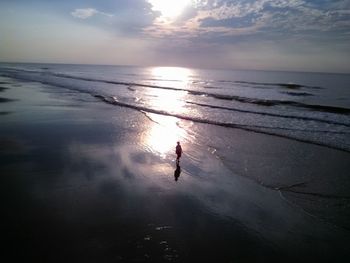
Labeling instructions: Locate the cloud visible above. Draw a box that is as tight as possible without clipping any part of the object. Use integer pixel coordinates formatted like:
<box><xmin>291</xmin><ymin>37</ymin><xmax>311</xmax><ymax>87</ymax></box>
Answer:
<box><xmin>71</xmin><ymin>8</ymin><xmax>113</xmax><ymax>19</ymax></box>
<box><xmin>199</xmin><ymin>13</ymin><xmax>260</xmax><ymax>28</ymax></box>
<box><xmin>1</xmin><ymin>0</ymin><xmax>349</xmax><ymax>72</ymax></box>
<box><xmin>144</xmin><ymin>0</ymin><xmax>350</xmax><ymax>42</ymax></box>
<box><xmin>139</xmin><ymin>0</ymin><xmax>350</xmax><ymax>72</ymax></box>
<box><xmin>69</xmin><ymin>2</ymin><xmax>159</xmax><ymax>35</ymax></box>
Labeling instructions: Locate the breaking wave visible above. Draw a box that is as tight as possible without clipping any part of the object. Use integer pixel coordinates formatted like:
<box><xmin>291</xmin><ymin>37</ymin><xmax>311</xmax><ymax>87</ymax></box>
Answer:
<box><xmin>2</xmin><ymin>66</ymin><xmax>350</xmax><ymax>153</ymax></box>
<box><xmin>3</xmin><ymin>67</ymin><xmax>349</xmax><ymax>115</ymax></box>
<box><xmin>93</xmin><ymin>95</ymin><xmax>350</xmax><ymax>153</ymax></box>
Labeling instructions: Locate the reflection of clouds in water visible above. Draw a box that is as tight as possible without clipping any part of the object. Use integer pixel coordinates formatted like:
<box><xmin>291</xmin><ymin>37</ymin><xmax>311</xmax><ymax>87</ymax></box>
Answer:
<box><xmin>67</xmin><ymin>142</ymin><xmax>174</xmax><ymax>190</ymax></box>
<box><xmin>66</xmin><ymin>142</ymin><xmax>336</xmax><ymax>244</ymax></box>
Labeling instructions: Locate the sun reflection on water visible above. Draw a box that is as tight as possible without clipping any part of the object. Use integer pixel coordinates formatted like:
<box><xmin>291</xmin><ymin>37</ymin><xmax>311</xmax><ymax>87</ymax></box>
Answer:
<box><xmin>147</xmin><ymin>88</ymin><xmax>187</xmax><ymax>113</ymax></box>
<box><xmin>143</xmin><ymin>67</ymin><xmax>193</xmax><ymax>157</ymax></box>
<box><xmin>151</xmin><ymin>67</ymin><xmax>192</xmax><ymax>82</ymax></box>
<box><xmin>145</xmin><ymin>114</ymin><xmax>186</xmax><ymax>158</ymax></box>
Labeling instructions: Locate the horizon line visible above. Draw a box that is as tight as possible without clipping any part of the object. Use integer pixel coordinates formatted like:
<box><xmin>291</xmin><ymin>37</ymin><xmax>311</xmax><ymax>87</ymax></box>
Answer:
<box><xmin>1</xmin><ymin>60</ymin><xmax>349</xmax><ymax>75</ymax></box>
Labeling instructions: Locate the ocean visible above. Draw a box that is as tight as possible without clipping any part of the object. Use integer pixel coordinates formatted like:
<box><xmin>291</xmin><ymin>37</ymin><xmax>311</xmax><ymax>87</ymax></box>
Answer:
<box><xmin>1</xmin><ymin>63</ymin><xmax>350</xmax><ymax>153</ymax></box>
<box><xmin>1</xmin><ymin>63</ymin><xmax>350</xmax><ymax>262</ymax></box>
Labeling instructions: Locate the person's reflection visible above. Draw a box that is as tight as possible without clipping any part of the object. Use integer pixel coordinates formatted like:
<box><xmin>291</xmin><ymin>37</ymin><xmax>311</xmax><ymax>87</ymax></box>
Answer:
<box><xmin>174</xmin><ymin>164</ymin><xmax>181</xmax><ymax>182</ymax></box>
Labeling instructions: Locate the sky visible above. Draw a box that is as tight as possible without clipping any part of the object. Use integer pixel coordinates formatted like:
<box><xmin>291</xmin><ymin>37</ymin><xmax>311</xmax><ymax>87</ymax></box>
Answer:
<box><xmin>0</xmin><ymin>0</ymin><xmax>350</xmax><ymax>73</ymax></box>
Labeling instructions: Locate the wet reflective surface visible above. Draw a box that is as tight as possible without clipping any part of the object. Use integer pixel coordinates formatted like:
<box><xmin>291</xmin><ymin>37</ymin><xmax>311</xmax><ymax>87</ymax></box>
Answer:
<box><xmin>143</xmin><ymin>114</ymin><xmax>187</xmax><ymax>158</ymax></box>
<box><xmin>142</xmin><ymin>67</ymin><xmax>190</xmax><ymax>158</ymax></box>
<box><xmin>1</xmin><ymin>75</ymin><xmax>350</xmax><ymax>262</ymax></box>
<box><xmin>150</xmin><ymin>67</ymin><xmax>193</xmax><ymax>89</ymax></box>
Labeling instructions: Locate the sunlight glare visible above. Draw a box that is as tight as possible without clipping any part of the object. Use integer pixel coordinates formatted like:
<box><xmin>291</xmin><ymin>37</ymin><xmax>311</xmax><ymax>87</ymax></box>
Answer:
<box><xmin>144</xmin><ymin>114</ymin><xmax>186</xmax><ymax>158</ymax></box>
<box><xmin>147</xmin><ymin>88</ymin><xmax>187</xmax><ymax>113</ymax></box>
<box><xmin>151</xmin><ymin>66</ymin><xmax>192</xmax><ymax>83</ymax></box>
<box><xmin>149</xmin><ymin>67</ymin><xmax>192</xmax><ymax>113</ymax></box>
<box><xmin>142</xmin><ymin>67</ymin><xmax>193</xmax><ymax>156</ymax></box>
<box><xmin>148</xmin><ymin>0</ymin><xmax>190</xmax><ymax>18</ymax></box>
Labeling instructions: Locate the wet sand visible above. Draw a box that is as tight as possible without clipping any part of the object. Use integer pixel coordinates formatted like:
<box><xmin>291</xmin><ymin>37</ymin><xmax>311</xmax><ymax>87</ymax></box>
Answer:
<box><xmin>1</xmin><ymin>76</ymin><xmax>350</xmax><ymax>262</ymax></box>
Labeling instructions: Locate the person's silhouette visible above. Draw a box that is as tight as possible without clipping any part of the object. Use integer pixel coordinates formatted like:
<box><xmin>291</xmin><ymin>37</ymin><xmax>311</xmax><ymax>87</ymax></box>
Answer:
<box><xmin>175</xmin><ymin>141</ymin><xmax>182</xmax><ymax>164</ymax></box>
<box><xmin>174</xmin><ymin>164</ymin><xmax>181</xmax><ymax>181</ymax></box>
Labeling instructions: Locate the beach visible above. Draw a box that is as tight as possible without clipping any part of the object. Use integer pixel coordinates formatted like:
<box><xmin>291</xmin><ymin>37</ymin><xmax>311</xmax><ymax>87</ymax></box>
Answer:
<box><xmin>1</xmin><ymin>66</ymin><xmax>350</xmax><ymax>262</ymax></box>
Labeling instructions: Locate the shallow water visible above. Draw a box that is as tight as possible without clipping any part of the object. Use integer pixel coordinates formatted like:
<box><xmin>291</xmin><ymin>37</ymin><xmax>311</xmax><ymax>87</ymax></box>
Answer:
<box><xmin>1</xmin><ymin>63</ymin><xmax>350</xmax><ymax>152</ymax></box>
<box><xmin>1</xmin><ymin>70</ymin><xmax>350</xmax><ymax>262</ymax></box>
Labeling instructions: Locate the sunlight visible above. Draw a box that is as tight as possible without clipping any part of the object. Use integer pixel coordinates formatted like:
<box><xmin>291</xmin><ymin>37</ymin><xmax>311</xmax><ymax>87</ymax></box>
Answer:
<box><xmin>144</xmin><ymin>114</ymin><xmax>186</xmax><ymax>158</ymax></box>
<box><xmin>148</xmin><ymin>67</ymin><xmax>192</xmax><ymax>113</ymax></box>
<box><xmin>147</xmin><ymin>88</ymin><xmax>187</xmax><ymax>113</ymax></box>
<box><xmin>151</xmin><ymin>66</ymin><xmax>192</xmax><ymax>83</ymax></box>
<box><xmin>148</xmin><ymin>0</ymin><xmax>190</xmax><ymax>18</ymax></box>
<box><xmin>150</xmin><ymin>66</ymin><xmax>193</xmax><ymax>89</ymax></box>
<box><xmin>142</xmin><ymin>67</ymin><xmax>193</xmax><ymax>157</ymax></box>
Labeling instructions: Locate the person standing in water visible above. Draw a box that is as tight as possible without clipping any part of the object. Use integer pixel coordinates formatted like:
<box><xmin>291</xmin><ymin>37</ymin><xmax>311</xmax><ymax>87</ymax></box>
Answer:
<box><xmin>175</xmin><ymin>141</ymin><xmax>182</xmax><ymax>164</ymax></box>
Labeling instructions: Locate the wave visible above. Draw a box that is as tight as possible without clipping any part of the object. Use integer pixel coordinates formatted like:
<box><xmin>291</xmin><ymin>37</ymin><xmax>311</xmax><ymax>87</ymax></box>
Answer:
<box><xmin>0</xmin><ymin>111</ymin><xmax>12</xmax><ymax>115</ymax></box>
<box><xmin>0</xmin><ymin>97</ymin><xmax>16</xmax><ymax>103</ymax></box>
<box><xmin>280</xmin><ymin>91</ymin><xmax>314</xmax><ymax>97</ymax></box>
<box><xmin>50</xmin><ymin>73</ymin><xmax>350</xmax><ymax>114</ymax></box>
<box><xmin>2</xmin><ymin>67</ymin><xmax>349</xmax><ymax>152</ymax></box>
<box><xmin>0</xmin><ymin>87</ymin><xmax>9</xmax><ymax>92</ymax></box>
<box><xmin>1</xmin><ymin>67</ymin><xmax>43</xmax><ymax>74</ymax></box>
<box><xmin>2</xmin><ymin>67</ymin><xmax>349</xmax><ymax>115</ymax></box>
<box><xmin>6</xmin><ymin>67</ymin><xmax>348</xmax><ymax>127</ymax></box>
<box><xmin>93</xmin><ymin>95</ymin><xmax>350</xmax><ymax>153</ymax></box>
<box><xmin>185</xmin><ymin>101</ymin><xmax>350</xmax><ymax>128</ymax></box>
<box><xmin>233</xmin><ymin>80</ymin><xmax>322</xmax><ymax>90</ymax></box>
<box><xmin>281</xmin><ymin>189</ymin><xmax>350</xmax><ymax>200</ymax></box>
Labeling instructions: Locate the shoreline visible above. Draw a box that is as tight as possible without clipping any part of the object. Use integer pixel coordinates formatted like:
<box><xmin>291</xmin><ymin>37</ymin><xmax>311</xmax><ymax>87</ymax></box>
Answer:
<box><xmin>1</xmin><ymin>75</ymin><xmax>350</xmax><ymax>262</ymax></box>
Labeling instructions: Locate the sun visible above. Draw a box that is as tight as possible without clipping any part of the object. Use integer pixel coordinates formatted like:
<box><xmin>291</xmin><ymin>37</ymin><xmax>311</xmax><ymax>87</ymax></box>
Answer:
<box><xmin>148</xmin><ymin>0</ymin><xmax>190</xmax><ymax>18</ymax></box>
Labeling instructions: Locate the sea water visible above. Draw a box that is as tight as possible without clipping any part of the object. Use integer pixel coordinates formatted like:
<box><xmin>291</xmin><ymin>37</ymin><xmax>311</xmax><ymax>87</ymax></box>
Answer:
<box><xmin>1</xmin><ymin>63</ymin><xmax>349</xmax><ymax>152</ymax></box>
<box><xmin>1</xmin><ymin>63</ymin><xmax>350</xmax><ymax>262</ymax></box>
